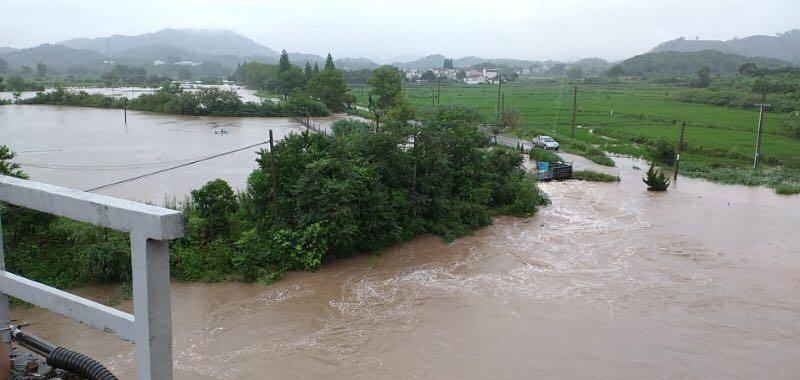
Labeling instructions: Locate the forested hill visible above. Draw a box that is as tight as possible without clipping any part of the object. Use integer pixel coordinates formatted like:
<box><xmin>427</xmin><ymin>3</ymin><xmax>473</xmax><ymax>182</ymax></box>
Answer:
<box><xmin>59</xmin><ymin>28</ymin><xmax>278</xmax><ymax>58</ymax></box>
<box><xmin>618</xmin><ymin>50</ymin><xmax>789</xmax><ymax>76</ymax></box>
<box><xmin>652</xmin><ymin>29</ymin><xmax>800</xmax><ymax>64</ymax></box>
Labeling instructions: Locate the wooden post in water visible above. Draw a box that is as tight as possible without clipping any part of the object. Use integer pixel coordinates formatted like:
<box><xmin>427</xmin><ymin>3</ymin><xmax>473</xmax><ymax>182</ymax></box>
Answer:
<box><xmin>124</xmin><ymin>105</ymin><xmax>127</xmax><ymax>123</ymax></box>
<box><xmin>269</xmin><ymin>129</ymin><xmax>279</xmax><ymax>224</ymax></box>
<box><xmin>674</xmin><ymin>122</ymin><xmax>686</xmax><ymax>180</ymax></box>
<box><xmin>754</xmin><ymin>93</ymin><xmax>768</xmax><ymax>169</ymax></box>
<box><xmin>571</xmin><ymin>86</ymin><xmax>578</xmax><ymax>138</ymax></box>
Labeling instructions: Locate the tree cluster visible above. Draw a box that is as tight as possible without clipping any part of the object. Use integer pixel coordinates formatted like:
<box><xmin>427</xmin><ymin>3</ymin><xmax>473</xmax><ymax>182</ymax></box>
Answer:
<box><xmin>231</xmin><ymin>51</ymin><xmax>356</xmax><ymax>112</ymax></box>
<box><xmin>172</xmin><ymin>106</ymin><xmax>549</xmax><ymax>283</ymax></box>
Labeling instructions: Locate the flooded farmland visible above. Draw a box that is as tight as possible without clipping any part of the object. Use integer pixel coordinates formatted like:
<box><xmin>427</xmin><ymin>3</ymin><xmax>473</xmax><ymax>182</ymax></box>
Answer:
<box><xmin>3</xmin><ymin>105</ymin><xmax>800</xmax><ymax>379</ymax></box>
<box><xmin>0</xmin><ymin>105</ymin><xmax>345</xmax><ymax>203</ymax></box>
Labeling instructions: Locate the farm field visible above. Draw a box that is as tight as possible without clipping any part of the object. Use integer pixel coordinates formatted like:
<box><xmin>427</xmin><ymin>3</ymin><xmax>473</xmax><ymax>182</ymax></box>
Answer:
<box><xmin>353</xmin><ymin>80</ymin><xmax>800</xmax><ymax>169</ymax></box>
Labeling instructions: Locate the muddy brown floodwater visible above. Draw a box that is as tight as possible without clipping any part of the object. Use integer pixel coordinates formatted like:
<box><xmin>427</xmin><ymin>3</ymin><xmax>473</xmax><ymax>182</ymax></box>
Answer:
<box><xmin>3</xmin><ymin>106</ymin><xmax>800</xmax><ymax>379</ymax></box>
<box><xmin>1</xmin><ymin>105</ymin><xmax>348</xmax><ymax>204</ymax></box>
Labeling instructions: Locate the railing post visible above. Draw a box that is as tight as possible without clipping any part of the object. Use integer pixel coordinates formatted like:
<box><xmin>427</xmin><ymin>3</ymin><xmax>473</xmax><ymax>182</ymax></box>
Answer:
<box><xmin>0</xmin><ymin>213</ymin><xmax>10</xmax><ymax>354</ymax></box>
<box><xmin>130</xmin><ymin>235</ymin><xmax>172</xmax><ymax>380</ymax></box>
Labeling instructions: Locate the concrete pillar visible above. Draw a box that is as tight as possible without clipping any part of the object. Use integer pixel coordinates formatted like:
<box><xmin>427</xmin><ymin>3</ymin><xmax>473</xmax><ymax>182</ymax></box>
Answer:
<box><xmin>130</xmin><ymin>236</ymin><xmax>172</xmax><ymax>380</ymax></box>
<box><xmin>0</xmin><ymin>213</ymin><xmax>10</xmax><ymax>354</ymax></box>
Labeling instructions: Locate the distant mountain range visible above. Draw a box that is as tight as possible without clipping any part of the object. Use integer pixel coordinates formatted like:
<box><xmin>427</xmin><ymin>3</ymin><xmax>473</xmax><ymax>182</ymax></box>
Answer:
<box><xmin>651</xmin><ymin>29</ymin><xmax>800</xmax><ymax>64</ymax></box>
<box><xmin>0</xmin><ymin>28</ymin><xmax>797</xmax><ymax>77</ymax></box>
<box><xmin>59</xmin><ymin>28</ymin><xmax>278</xmax><ymax>58</ymax></box>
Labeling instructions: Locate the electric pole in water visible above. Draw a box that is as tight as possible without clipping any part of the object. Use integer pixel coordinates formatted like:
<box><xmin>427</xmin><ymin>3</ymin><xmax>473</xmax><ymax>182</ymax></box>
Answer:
<box><xmin>754</xmin><ymin>93</ymin><xmax>769</xmax><ymax>169</ymax></box>
<box><xmin>268</xmin><ymin>129</ymin><xmax>279</xmax><ymax>224</ymax></box>
<box><xmin>571</xmin><ymin>86</ymin><xmax>578</xmax><ymax>137</ymax></box>
<box><xmin>674</xmin><ymin>122</ymin><xmax>686</xmax><ymax>180</ymax></box>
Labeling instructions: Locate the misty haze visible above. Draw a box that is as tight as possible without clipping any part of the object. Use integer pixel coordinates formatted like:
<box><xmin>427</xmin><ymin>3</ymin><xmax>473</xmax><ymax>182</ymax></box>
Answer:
<box><xmin>0</xmin><ymin>1</ymin><xmax>799</xmax><ymax>379</ymax></box>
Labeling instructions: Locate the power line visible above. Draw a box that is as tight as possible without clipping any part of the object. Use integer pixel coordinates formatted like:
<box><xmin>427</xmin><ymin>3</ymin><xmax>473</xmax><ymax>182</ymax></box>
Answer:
<box><xmin>85</xmin><ymin>141</ymin><xmax>267</xmax><ymax>192</ymax></box>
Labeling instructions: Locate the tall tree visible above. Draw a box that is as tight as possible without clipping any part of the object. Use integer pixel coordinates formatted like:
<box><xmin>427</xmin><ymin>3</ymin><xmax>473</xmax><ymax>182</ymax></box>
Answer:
<box><xmin>324</xmin><ymin>53</ymin><xmax>336</xmax><ymax>71</ymax></box>
<box><xmin>313</xmin><ymin>62</ymin><xmax>320</xmax><ymax>73</ymax></box>
<box><xmin>36</xmin><ymin>62</ymin><xmax>47</xmax><ymax>77</ymax></box>
<box><xmin>566</xmin><ymin>66</ymin><xmax>584</xmax><ymax>81</ymax></box>
<box><xmin>368</xmin><ymin>66</ymin><xmax>403</xmax><ymax>110</ymax></box>
<box><xmin>695</xmin><ymin>65</ymin><xmax>711</xmax><ymax>87</ymax></box>
<box><xmin>304</xmin><ymin>61</ymin><xmax>314</xmax><ymax>80</ymax></box>
<box><xmin>274</xmin><ymin>67</ymin><xmax>306</xmax><ymax>98</ymax></box>
<box><xmin>307</xmin><ymin>68</ymin><xmax>355</xmax><ymax>112</ymax></box>
<box><xmin>606</xmin><ymin>64</ymin><xmax>624</xmax><ymax>79</ymax></box>
<box><xmin>278</xmin><ymin>49</ymin><xmax>292</xmax><ymax>73</ymax></box>
<box><xmin>443</xmin><ymin>58</ymin><xmax>454</xmax><ymax>69</ymax></box>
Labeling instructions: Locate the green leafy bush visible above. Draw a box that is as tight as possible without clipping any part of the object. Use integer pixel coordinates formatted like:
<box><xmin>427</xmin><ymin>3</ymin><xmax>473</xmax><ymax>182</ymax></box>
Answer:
<box><xmin>650</xmin><ymin>137</ymin><xmax>675</xmax><ymax>165</ymax></box>
<box><xmin>529</xmin><ymin>147</ymin><xmax>564</xmax><ymax>163</ymax></box>
<box><xmin>643</xmin><ymin>164</ymin><xmax>670</xmax><ymax>191</ymax></box>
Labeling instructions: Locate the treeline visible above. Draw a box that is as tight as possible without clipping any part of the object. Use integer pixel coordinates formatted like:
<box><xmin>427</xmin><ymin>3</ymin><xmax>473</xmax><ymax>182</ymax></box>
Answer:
<box><xmin>20</xmin><ymin>83</ymin><xmax>331</xmax><ymax>117</ymax></box>
<box><xmin>0</xmin><ymin>75</ymin><xmax>44</xmax><ymax>92</ymax></box>
<box><xmin>616</xmin><ymin>50</ymin><xmax>787</xmax><ymax>77</ymax></box>
<box><xmin>232</xmin><ymin>50</ymin><xmax>355</xmax><ymax>112</ymax></box>
<box><xmin>1</xmin><ymin>67</ymin><xmax>549</xmax><ymax>286</ymax></box>
<box><xmin>99</xmin><ymin>65</ymin><xmax>172</xmax><ymax>87</ymax></box>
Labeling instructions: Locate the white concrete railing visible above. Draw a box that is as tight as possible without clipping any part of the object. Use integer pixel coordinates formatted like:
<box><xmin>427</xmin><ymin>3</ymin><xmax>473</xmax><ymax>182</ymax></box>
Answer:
<box><xmin>0</xmin><ymin>175</ymin><xmax>183</xmax><ymax>379</ymax></box>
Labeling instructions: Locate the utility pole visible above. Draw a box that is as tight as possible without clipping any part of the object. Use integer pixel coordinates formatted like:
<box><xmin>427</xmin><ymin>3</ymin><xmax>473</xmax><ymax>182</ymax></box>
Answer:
<box><xmin>754</xmin><ymin>93</ymin><xmax>769</xmax><ymax>169</ymax></box>
<box><xmin>571</xmin><ymin>86</ymin><xmax>578</xmax><ymax>137</ymax></box>
<box><xmin>674</xmin><ymin>122</ymin><xmax>686</xmax><ymax>180</ymax></box>
<box><xmin>436</xmin><ymin>78</ymin><xmax>441</xmax><ymax>107</ymax></box>
<box><xmin>268</xmin><ymin>129</ymin><xmax>279</xmax><ymax>225</ymax></box>
<box><xmin>496</xmin><ymin>74</ymin><xmax>502</xmax><ymax>111</ymax></box>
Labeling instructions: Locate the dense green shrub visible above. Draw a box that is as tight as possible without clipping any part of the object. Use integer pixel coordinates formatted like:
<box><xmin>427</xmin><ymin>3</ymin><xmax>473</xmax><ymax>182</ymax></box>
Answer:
<box><xmin>529</xmin><ymin>147</ymin><xmax>564</xmax><ymax>163</ymax></box>
<box><xmin>281</xmin><ymin>96</ymin><xmax>331</xmax><ymax>117</ymax></box>
<box><xmin>331</xmin><ymin>119</ymin><xmax>373</xmax><ymax>136</ymax></box>
<box><xmin>643</xmin><ymin>164</ymin><xmax>670</xmax><ymax>191</ymax></box>
<box><xmin>650</xmin><ymin>137</ymin><xmax>675</xmax><ymax>165</ymax></box>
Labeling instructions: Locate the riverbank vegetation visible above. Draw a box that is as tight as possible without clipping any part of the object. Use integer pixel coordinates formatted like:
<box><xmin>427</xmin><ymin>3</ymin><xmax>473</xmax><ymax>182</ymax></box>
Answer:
<box><xmin>231</xmin><ymin>51</ymin><xmax>356</xmax><ymax>112</ymax></box>
<box><xmin>12</xmin><ymin>51</ymin><xmax>361</xmax><ymax>118</ymax></box>
<box><xmin>0</xmin><ymin>68</ymin><xmax>549</xmax><ymax>288</ymax></box>
<box><xmin>19</xmin><ymin>83</ymin><xmax>332</xmax><ymax>117</ymax></box>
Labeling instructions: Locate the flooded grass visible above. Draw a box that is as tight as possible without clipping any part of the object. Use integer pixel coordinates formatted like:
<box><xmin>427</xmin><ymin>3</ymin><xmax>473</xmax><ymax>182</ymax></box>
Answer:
<box><xmin>571</xmin><ymin>170</ymin><xmax>620</xmax><ymax>182</ymax></box>
<box><xmin>775</xmin><ymin>182</ymin><xmax>800</xmax><ymax>195</ymax></box>
<box><xmin>680</xmin><ymin>162</ymin><xmax>800</xmax><ymax>194</ymax></box>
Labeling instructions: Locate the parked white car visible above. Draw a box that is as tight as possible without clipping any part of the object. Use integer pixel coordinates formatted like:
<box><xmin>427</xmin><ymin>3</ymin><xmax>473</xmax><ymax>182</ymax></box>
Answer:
<box><xmin>533</xmin><ymin>135</ymin><xmax>560</xmax><ymax>150</ymax></box>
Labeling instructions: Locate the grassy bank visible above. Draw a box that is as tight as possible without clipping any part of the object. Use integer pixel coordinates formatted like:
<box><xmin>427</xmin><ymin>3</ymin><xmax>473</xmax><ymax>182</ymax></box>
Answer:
<box><xmin>679</xmin><ymin>162</ymin><xmax>800</xmax><ymax>195</ymax></box>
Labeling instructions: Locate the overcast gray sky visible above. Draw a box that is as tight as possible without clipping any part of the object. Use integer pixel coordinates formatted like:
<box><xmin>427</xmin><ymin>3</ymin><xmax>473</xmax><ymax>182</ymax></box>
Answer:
<box><xmin>1</xmin><ymin>0</ymin><xmax>799</xmax><ymax>61</ymax></box>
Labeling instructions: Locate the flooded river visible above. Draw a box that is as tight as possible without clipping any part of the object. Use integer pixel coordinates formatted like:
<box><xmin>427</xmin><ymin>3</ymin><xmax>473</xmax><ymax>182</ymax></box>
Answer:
<box><xmin>3</xmin><ymin>105</ymin><xmax>800</xmax><ymax>379</ymax></box>
<box><xmin>1</xmin><ymin>105</ymin><xmax>344</xmax><ymax>203</ymax></box>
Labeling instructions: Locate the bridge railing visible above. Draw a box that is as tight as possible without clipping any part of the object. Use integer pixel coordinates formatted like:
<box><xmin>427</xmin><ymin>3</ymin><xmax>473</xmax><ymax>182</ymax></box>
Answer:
<box><xmin>0</xmin><ymin>175</ymin><xmax>183</xmax><ymax>379</ymax></box>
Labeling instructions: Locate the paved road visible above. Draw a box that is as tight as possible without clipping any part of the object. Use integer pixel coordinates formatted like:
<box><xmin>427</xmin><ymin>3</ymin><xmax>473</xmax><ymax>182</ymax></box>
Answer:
<box><xmin>495</xmin><ymin>134</ymin><xmax>532</xmax><ymax>150</ymax></box>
